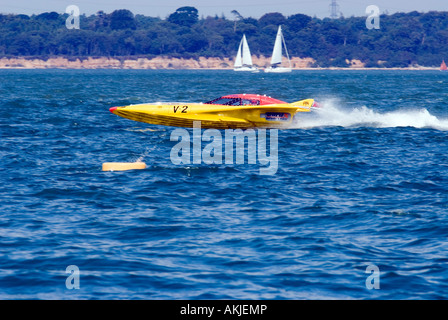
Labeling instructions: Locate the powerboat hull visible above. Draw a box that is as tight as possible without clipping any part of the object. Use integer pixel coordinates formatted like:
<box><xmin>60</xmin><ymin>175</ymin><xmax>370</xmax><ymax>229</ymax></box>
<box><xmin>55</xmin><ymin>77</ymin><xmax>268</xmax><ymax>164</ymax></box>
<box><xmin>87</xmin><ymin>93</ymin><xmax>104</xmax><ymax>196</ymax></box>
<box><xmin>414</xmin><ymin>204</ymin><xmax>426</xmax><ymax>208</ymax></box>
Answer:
<box><xmin>110</xmin><ymin>97</ymin><xmax>317</xmax><ymax>129</ymax></box>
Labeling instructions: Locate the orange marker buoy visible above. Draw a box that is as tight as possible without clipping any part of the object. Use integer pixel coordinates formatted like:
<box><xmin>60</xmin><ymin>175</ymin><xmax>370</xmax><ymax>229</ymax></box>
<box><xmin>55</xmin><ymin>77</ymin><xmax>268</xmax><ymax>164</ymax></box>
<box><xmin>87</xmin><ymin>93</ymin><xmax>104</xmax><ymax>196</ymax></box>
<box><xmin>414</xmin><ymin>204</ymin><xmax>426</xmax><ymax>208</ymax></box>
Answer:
<box><xmin>102</xmin><ymin>162</ymin><xmax>146</xmax><ymax>171</ymax></box>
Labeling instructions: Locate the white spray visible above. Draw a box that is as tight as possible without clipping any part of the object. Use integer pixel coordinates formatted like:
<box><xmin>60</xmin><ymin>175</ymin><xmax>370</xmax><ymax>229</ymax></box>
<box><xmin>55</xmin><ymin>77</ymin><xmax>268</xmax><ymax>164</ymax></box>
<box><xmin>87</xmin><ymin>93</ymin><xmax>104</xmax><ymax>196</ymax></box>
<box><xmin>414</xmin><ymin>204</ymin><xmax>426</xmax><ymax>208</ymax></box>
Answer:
<box><xmin>292</xmin><ymin>99</ymin><xmax>448</xmax><ymax>131</ymax></box>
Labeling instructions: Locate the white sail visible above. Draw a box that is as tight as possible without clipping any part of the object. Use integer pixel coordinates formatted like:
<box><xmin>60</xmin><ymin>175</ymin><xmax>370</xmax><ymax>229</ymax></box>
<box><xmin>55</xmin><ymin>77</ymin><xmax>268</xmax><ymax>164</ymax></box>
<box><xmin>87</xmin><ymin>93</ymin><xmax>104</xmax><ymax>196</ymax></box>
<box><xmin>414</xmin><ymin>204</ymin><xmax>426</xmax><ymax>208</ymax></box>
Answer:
<box><xmin>270</xmin><ymin>26</ymin><xmax>283</xmax><ymax>65</ymax></box>
<box><xmin>234</xmin><ymin>39</ymin><xmax>243</xmax><ymax>67</ymax></box>
<box><xmin>234</xmin><ymin>34</ymin><xmax>258</xmax><ymax>72</ymax></box>
<box><xmin>264</xmin><ymin>25</ymin><xmax>292</xmax><ymax>73</ymax></box>
<box><xmin>241</xmin><ymin>34</ymin><xmax>253</xmax><ymax>66</ymax></box>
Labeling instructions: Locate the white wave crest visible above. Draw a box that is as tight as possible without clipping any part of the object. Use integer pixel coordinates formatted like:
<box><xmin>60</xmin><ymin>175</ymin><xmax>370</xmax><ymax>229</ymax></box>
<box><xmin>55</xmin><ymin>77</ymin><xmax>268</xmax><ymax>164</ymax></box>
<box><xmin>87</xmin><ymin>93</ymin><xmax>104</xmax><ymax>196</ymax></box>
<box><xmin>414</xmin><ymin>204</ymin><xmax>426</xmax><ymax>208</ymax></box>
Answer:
<box><xmin>293</xmin><ymin>99</ymin><xmax>448</xmax><ymax>130</ymax></box>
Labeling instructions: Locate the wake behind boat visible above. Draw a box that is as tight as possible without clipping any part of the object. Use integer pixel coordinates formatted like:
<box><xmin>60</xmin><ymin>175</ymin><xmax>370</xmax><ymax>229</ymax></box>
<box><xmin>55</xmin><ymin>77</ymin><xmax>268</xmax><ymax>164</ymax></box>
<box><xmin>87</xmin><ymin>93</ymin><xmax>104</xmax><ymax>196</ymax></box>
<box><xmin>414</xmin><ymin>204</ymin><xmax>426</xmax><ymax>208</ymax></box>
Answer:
<box><xmin>110</xmin><ymin>94</ymin><xmax>319</xmax><ymax>129</ymax></box>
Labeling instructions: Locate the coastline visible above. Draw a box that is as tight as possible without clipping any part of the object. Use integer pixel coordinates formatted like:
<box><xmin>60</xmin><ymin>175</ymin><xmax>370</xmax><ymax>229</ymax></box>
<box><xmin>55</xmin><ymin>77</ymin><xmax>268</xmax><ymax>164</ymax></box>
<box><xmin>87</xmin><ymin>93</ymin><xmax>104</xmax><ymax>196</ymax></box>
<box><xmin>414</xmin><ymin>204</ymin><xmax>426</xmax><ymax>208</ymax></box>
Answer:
<box><xmin>0</xmin><ymin>56</ymin><xmax>439</xmax><ymax>70</ymax></box>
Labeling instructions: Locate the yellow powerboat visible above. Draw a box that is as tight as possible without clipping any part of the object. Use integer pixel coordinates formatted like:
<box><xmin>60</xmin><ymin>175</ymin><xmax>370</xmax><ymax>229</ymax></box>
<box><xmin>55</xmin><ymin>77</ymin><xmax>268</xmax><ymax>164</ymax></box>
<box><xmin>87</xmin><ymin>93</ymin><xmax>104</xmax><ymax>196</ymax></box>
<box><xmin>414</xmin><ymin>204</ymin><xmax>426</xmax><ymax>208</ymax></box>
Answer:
<box><xmin>110</xmin><ymin>94</ymin><xmax>319</xmax><ymax>129</ymax></box>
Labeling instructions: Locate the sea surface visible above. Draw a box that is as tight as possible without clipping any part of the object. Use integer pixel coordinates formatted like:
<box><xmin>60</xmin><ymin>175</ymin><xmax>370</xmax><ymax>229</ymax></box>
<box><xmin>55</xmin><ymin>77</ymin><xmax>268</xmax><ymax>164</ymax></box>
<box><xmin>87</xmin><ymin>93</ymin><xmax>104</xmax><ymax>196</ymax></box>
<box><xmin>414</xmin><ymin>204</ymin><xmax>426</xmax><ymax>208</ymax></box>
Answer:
<box><xmin>1</xmin><ymin>69</ymin><xmax>447</xmax><ymax>300</ymax></box>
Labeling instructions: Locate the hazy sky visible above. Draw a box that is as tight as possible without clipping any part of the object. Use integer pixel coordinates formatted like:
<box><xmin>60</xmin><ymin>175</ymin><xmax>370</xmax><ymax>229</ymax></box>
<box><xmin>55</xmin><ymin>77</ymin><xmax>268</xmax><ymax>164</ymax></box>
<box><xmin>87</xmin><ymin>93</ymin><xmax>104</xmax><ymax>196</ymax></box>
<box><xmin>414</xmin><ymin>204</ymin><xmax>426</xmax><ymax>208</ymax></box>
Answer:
<box><xmin>0</xmin><ymin>0</ymin><xmax>446</xmax><ymax>19</ymax></box>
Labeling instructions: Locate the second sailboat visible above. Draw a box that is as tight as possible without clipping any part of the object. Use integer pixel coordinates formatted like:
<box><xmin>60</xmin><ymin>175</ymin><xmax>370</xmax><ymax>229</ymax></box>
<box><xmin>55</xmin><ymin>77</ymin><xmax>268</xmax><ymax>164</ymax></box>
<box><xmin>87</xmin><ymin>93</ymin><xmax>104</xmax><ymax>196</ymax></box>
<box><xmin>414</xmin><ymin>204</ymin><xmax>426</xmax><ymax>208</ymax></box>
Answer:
<box><xmin>264</xmin><ymin>26</ymin><xmax>292</xmax><ymax>73</ymax></box>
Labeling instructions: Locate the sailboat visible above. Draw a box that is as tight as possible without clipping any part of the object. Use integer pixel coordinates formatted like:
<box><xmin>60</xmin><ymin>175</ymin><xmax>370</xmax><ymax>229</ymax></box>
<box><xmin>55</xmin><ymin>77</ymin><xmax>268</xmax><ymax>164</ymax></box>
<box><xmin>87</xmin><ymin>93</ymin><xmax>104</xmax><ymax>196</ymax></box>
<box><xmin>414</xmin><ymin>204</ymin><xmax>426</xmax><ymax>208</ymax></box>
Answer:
<box><xmin>264</xmin><ymin>25</ymin><xmax>292</xmax><ymax>73</ymax></box>
<box><xmin>440</xmin><ymin>60</ymin><xmax>447</xmax><ymax>71</ymax></box>
<box><xmin>234</xmin><ymin>34</ymin><xmax>259</xmax><ymax>72</ymax></box>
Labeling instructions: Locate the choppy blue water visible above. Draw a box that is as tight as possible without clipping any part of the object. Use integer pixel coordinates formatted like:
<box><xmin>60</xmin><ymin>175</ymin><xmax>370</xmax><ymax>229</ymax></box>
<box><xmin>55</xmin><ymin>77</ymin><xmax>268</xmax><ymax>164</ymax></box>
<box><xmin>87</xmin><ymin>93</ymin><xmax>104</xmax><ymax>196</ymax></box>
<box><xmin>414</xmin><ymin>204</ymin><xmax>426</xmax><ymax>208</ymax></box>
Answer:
<box><xmin>1</xmin><ymin>69</ymin><xmax>448</xmax><ymax>299</ymax></box>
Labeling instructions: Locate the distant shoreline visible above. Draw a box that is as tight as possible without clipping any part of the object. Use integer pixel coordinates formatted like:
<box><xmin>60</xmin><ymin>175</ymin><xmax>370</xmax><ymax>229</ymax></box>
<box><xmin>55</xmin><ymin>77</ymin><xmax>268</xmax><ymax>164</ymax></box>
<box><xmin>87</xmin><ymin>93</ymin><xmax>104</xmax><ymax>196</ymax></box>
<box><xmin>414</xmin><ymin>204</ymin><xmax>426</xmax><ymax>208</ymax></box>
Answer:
<box><xmin>0</xmin><ymin>56</ymin><xmax>440</xmax><ymax>70</ymax></box>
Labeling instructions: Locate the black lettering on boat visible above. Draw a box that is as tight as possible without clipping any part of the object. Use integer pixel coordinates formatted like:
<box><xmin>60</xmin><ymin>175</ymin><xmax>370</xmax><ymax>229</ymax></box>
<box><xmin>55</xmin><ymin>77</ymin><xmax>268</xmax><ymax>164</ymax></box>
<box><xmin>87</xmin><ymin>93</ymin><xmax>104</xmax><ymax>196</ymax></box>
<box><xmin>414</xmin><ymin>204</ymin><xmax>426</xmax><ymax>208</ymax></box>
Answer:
<box><xmin>174</xmin><ymin>106</ymin><xmax>180</xmax><ymax>113</ymax></box>
<box><xmin>182</xmin><ymin>106</ymin><xmax>188</xmax><ymax>113</ymax></box>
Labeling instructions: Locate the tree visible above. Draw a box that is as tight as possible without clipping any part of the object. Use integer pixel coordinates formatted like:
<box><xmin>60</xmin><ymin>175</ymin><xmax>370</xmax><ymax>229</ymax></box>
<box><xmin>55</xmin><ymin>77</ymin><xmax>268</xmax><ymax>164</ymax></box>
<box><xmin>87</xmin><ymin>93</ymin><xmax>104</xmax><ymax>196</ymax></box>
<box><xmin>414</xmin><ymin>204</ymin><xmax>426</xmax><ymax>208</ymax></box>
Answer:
<box><xmin>258</xmin><ymin>12</ymin><xmax>286</xmax><ymax>28</ymax></box>
<box><xmin>168</xmin><ymin>6</ymin><xmax>199</xmax><ymax>27</ymax></box>
<box><xmin>179</xmin><ymin>30</ymin><xmax>208</xmax><ymax>53</ymax></box>
<box><xmin>110</xmin><ymin>9</ymin><xmax>136</xmax><ymax>30</ymax></box>
<box><xmin>231</xmin><ymin>10</ymin><xmax>243</xmax><ymax>21</ymax></box>
<box><xmin>231</xmin><ymin>10</ymin><xmax>243</xmax><ymax>31</ymax></box>
<box><xmin>36</xmin><ymin>12</ymin><xmax>59</xmax><ymax>20</ymax></box>
<box><xmin>286</xmin><ymin>14</ymin><xmax>312</xmax><ymax>32</ymax></box>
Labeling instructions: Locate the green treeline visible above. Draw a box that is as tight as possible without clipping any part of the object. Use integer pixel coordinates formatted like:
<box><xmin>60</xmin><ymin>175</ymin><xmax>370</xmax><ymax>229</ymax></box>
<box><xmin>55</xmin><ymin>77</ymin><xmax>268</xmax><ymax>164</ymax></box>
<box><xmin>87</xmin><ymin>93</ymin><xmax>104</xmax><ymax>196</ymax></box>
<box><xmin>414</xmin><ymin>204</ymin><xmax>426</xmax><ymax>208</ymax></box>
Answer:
<box><xmin>1</xmin><ymin>7</ymin><xmax>448</xmax><ymax>67</ymax></box>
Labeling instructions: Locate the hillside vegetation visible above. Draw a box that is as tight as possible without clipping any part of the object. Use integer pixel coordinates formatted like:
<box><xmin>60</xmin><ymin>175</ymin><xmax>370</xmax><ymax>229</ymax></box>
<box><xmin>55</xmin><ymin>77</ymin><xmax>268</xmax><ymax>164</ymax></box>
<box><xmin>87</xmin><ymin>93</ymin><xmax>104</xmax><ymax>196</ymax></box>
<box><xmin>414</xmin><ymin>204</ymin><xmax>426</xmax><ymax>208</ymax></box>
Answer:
<box><xmin>1</xmin><ymin>7</ymin><xmax>447</xmax><ymax>67</ymax></box>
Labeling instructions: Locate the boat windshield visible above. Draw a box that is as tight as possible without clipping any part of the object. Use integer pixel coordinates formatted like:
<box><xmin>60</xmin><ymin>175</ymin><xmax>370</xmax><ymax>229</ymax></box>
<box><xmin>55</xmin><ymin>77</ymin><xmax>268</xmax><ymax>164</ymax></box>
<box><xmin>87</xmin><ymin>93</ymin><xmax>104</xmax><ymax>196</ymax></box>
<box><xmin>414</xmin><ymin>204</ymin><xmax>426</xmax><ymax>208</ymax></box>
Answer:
<box><xmin>204</xmin><ymin>97</ymin><xmax>261</xmax><ymax>106</ymax></box>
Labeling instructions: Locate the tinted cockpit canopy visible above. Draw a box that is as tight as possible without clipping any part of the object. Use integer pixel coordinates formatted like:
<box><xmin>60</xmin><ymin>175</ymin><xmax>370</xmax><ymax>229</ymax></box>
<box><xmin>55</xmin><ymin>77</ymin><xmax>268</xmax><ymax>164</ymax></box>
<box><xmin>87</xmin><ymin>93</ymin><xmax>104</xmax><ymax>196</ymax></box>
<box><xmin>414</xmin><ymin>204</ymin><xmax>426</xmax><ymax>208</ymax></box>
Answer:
<box><xmin>204</xmin><ymin>94</ymin><xmax>287</xmax><ymax>106</ymax></box>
